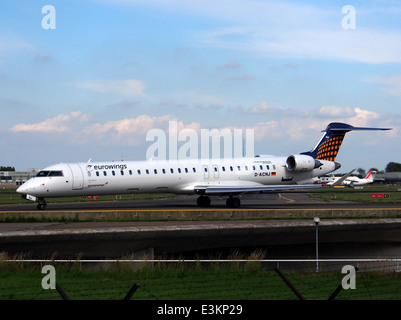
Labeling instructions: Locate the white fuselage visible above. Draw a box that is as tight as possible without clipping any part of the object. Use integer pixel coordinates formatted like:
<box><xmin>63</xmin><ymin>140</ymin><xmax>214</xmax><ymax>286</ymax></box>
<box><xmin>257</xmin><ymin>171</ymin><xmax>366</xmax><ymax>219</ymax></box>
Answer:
<box><xmin>312</xmin><ymin>171</ymin><xmax>376</xmax><ymax>186</ymax></box>
<box><xmin>17</xmin><ymin>156</ymin><xmax>338</xmax><ymax>198</ymax></box>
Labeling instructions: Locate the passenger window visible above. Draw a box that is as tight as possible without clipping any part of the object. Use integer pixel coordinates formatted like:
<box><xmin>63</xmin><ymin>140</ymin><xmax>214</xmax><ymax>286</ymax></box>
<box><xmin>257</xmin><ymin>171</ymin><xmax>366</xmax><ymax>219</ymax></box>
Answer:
<box><xmin>253</xmin><ymin>166</ymin><xmax>256</xmax><ymax>170</ymax></box>
<box><xmin>103</xmin><ymin>171</ymin><xmax>107</xmax><ymax>176</ymax></box>
<box><xmin>266</xmin><ymin>165</ymin><xmax>270</xmax><ymax>170</ymax></box>
<box><xmin>162</xmin><ymin>169</ymin><xmax>166</xmax><ymax>174</ymax></box>
<box><xmin>185</xmin><ymin>168</ymin><xmax>188</xmax><ymax>173</ymax></box>
<box><xmin>214</xmin><ymin>167</ymin><xmax>218</xmax><ymax>172</ymax></box>
<box><xmin>178</xmin><ymin>168</ymin><xmax>181</xmax><ymax>173</ymax></box>
<box><xmin>112</xmin><ymin>171</ymin><xmax>115</xmax><ymax>176</ymax></box>
<box><xmin>260</xmin><ymin>165</ymin><xmax>263</xmax><ymax>170</ymax></box>
<box><xmin>237</xmin><ymin>166</ymin><xmax>241</xmax><ymax>171</ymax></box>
<box><xmin>222</xmin><ymin>166</ymin><xmax>225</xmax><ymax>172</ymax></box>
<box><xmin>154</xmin><ymin>169</ymin><xmax>157</xmax><ymax>174</ymax></box>
<box><xmin>193</xmin><ymin>168</ymin><xmax>196</xmax><ymax>173</ymax></box>
<box><xmin>245</xmin><ymin>166</ymin><xmax>248</xmax><ymax>171</ymax></box>
<box><xmin>129</xmin><ymin>170</ymin><xmax>132</xmax><ymax>175</ymax></box>
<box><xmin>170</xmin><ymin>168</ymin><xmax>174</xmax><ymax>174</ymax></box>
<box><xmin>146</xmin><ymin>169</ymin><xmax>149</xmax><ymax>174</ymax></box>
<box><xmin>230</xmin><ymin>166</ymin><xmax>233</xmax><ymax>171</ymax></box>
<box><xmin>137</xmin><ymin>170</ymin><xmax>141</xmax><ymax>175</ymax></box>
<box><xmin>96</xmin><ymin>172</ymin><xmax>99</xmax><ymax>177</ymax></box>
<box><xmin>121</xmin><ymin>171</ymin><xmax>124</xmax><ymax>176</ymax></box>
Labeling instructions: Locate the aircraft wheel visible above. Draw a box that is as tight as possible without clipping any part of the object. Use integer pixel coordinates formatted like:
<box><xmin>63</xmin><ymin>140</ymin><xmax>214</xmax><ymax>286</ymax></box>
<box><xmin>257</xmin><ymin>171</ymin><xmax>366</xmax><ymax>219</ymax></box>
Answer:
<box><xmin>37</xmin><ymin>198</ymin><xmax>47</xmax><ymax>210</ymax></box>
<box><xmin>226</xmin><ymin>197</ymin><xmax>241</xmax><ymax>208</ymax></box>
<box><xmin>37</xmin><ymin>203</ymin><xmax>47</xmax><ymax>210</ymax></box>
<box><xmin>197</xmin><ymin>195</ymin><xmax>211</xmax><ymax>207</ymax></box>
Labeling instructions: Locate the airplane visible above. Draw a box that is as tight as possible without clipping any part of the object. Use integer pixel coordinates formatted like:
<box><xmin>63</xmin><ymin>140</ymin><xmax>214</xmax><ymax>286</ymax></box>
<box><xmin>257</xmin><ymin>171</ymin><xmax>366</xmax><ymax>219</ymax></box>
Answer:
<box><xmin>16</xmin><ymin>122</ymin><xmax>390</xmax><ymax>210</ymax></box>
<box><xmin>311</xmin><ymin>169</ymin><xmax>377</xmax><ymax>187</ymax></box>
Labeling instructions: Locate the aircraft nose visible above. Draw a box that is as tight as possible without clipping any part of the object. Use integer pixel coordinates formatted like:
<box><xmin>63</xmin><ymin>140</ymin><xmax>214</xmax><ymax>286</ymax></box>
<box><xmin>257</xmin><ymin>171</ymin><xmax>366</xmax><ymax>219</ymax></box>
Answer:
<box><xmin>16</xmin><ymin>179</ymin><xmax>38</xmax><ymax>195</ymax></box>
<box><xmin>16</xmin><ymin>183</ymin><xmax>28</xmax><ymax>194</ymax></box>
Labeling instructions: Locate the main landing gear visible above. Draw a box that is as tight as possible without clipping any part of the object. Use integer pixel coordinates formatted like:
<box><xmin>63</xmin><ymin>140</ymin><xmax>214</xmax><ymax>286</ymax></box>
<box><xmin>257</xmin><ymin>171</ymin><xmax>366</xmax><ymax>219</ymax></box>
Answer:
<box><xmin>197</xmin><ymin>195</ymin><xmax>211</xmax><ymax>207</ymax></box>
<box><xmin>196</xmin><ymin>195</ymin><xmax>241</xmax><ymax>208</ymax></box>
<box><xmin>226</xmin><ymin>196</ymin><xmax>241</xmax><ymax>208</ymax></box>
<box><xmin>37</xmin><ymin>197</ymin><xmax>47</xmax><ymax>210</ymax></box>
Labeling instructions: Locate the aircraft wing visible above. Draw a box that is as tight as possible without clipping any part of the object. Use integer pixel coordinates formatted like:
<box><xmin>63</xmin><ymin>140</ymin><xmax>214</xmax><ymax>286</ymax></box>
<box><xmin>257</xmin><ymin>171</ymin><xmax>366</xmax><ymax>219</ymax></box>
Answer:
<box><xmin>331</xmin><ymin>168</ymin><xmax>356</xmax><ymax>186</ymax></box>
<box><xmin>194</xmin><ymin>184</ymin><xmax>321</xmax><ymax>196</ymax></box>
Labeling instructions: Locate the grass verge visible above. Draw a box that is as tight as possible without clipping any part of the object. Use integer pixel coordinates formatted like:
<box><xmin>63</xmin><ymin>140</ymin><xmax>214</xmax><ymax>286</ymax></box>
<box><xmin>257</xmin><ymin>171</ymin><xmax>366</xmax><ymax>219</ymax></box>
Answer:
<box><xmin>1</xmin><ymin>252</ymin><xmax>401</xmax><ymax>300</ymax></box>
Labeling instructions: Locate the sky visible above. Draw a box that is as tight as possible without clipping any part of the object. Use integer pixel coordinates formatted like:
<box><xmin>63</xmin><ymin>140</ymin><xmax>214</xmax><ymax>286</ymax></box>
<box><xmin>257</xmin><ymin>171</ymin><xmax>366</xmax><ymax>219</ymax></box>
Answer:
<box><xmin>1</xmin><ymin>0</ymin><xmax>400</xmax><ymax>172</ymax></box>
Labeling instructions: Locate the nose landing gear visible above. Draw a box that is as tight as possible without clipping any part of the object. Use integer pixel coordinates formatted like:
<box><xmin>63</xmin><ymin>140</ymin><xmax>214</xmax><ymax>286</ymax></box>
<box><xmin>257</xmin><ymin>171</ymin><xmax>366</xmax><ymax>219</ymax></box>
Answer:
<box><xmin>37</xmin><ymin>197</ymin><xmax>47</xmax><ymax>210</ymax></box>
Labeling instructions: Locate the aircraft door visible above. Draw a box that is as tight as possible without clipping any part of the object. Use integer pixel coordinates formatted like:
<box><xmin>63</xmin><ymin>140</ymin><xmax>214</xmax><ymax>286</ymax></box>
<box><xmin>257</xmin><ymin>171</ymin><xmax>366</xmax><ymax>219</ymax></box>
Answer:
<box><xmin>203</xmin><ymin>165</ymin><xmax>209</xmax><ymax>179</ymax></box>
<box><xmin>212</xmin><ymin>165</ymin><xmax>219</xmax><ymax>179</ymax></box>
<box><xmin>67</xmin><ymin>164</ymin><xmax>84</xmax><ymax>190</ymax></box>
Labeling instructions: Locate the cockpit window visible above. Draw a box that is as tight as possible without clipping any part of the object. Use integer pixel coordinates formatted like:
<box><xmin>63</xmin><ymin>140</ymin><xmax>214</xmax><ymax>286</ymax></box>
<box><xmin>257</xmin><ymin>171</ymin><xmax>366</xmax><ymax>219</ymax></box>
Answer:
<box><xmin>36</xmin><ymin>171</ymin><xmax>50</xmax><ymax>177</ymax></box>
<box><xmin>36</xmin><ymin>170</ymin><xmax>63</xmax><ymax>177</ymax></box>
<box><xmin>49</xmin><ymin>171</ymin><xmax>63</xmax><ymax>176</ymax></box>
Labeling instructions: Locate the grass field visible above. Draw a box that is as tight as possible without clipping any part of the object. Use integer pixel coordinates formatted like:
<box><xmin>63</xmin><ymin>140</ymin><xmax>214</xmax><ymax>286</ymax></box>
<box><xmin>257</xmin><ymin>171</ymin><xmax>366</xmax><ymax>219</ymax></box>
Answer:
<box><xmin>1</xmin><ymin>258</ymin><xmax>401</xmax><ymax>300</ymax></box>
<box><xmin>2</xmin><ymin>185</ymin><xmax>401</xmax><ymax>301</ymax></box>
<box><xmin>308</xmin><ymin>184</ymin><xmax>401</xmax><ymax>203</ymax></box>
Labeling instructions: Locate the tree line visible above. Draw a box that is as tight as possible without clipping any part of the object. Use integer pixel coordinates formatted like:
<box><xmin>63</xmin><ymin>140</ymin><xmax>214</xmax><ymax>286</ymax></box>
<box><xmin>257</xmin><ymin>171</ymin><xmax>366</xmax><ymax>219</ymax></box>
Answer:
<box><xmin>352</xmin><ymin>162</ymin><xmax>400</xmax><ymax>178</ymax></box>
<box><xmin>385</xmin><ymin>162</ymin><xmax>401</xmax><ymax>172</ymax></box>
<box><xmin>0</xmin><ymin>166</ymin><xmax>15</xmax><ymax>171</ymax></box>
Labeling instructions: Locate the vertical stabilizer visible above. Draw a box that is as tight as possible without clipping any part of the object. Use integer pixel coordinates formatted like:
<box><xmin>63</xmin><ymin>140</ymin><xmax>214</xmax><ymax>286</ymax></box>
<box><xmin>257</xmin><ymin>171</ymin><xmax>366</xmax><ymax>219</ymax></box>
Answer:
<box><xmin>301</xmin><ymin>122</ymin><xmax>391</xmax><ymax>161</ymax></box>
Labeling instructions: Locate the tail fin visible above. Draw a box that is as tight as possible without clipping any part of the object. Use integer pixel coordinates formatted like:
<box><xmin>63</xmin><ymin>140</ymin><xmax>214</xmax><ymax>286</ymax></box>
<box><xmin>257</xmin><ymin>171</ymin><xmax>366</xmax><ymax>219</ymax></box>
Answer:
<box><xmin>302</xmin><ymin>122</ymin><xmax>391</xmax><ymax>161</ymax></box>
<box><xmin>365</xmin><ymin>170</ymin><xmax>376</xmax><ymax>181</ymax></box>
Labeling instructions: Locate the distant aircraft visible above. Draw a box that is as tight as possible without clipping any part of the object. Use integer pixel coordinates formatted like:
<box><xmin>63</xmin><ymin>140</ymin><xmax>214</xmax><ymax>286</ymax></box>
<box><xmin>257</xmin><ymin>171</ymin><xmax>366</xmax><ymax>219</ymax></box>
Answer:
<box><xmin>310</xmin><ymin>169</ymin><xmax>377</xmax><ymax>187</ymax></box>
<box><xmin>17</xmin><ymin>122</ymin><xmax>390</xmax><ymax>210</ymax></box>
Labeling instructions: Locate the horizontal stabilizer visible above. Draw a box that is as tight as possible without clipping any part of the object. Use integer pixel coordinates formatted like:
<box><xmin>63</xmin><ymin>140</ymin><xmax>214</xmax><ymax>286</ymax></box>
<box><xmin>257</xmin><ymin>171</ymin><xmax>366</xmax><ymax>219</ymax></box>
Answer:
<box><xmin>324</xmin><ymin>123</ymin><xmax>391</xmax><ymax>132</ymax></box>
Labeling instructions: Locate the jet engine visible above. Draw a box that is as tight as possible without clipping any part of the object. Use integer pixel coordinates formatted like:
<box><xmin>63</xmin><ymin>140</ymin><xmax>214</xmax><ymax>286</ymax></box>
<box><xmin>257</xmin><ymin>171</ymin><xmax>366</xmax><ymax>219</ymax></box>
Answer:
<box><xmin>286</xmin><ymin>155</ymin><xmax>322</xmax><ymax>172</ymax></box>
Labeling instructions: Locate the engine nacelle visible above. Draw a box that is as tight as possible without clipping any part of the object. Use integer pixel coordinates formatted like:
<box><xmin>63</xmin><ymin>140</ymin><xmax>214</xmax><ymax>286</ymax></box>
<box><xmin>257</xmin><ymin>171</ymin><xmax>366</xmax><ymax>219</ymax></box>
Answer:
<box><xmin>286</xmin><ymin>155</ymin><xmax>322</xmax><ymax>172</ymax></box>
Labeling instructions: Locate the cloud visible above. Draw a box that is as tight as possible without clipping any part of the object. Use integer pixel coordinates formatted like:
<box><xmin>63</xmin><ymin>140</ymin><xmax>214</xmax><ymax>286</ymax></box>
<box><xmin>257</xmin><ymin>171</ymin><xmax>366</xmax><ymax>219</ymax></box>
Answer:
<box><xmin>218</xmin><ymin>61</ymin><xmax>241</xmax><ymax>69</ymax></box>
<box><xmin>96</xmin><ymin>0</ymin><xmax>401</xmax><ymax>63</ymax></box>
<box><xmin>248</xmin><ymin>102</ymin><xmax>308</xmax><ymax>118</ymax></box>
<box><xmin>70</xmin><ymin>79</ymin><xmax>149</xmax><ymax>97</ymax></box>
<box><xmin>318</xmin><ymin>105</ymin><xmax>355</xmax><ymax>117</ymax></box>
<box><xmin>201</xmin><ymin>27</ymin><xmax>401</xmax><ymax>64</ymax></box>
<box><xmin>34</xmin><ymin>54</ymin><xmax>53</xmax><ymax>63</ymax></box>
<box><xmin>244</xmin><ymin>105</ymin><xmax>388</xmax><ymax>145</ymax></box>
<box><xmin>10</xmin><ymin>111</ymin><xmax>91</xmax><ymax>133</ymax></box>
<box><xmin>249</xmin><ymin>102</ymin><xmax>277</xmax><ymax>114</ymax></box>
<box><xmin>229</xmin><ymin>75</ymin><xmax>256</xmax><ymax>81</ymax></box>
<box><xmin>7</xmin><ymin>105</ymin><xmax>394</xmax><ymax>151</ymax></box>
<box><xmin>318</xmin><ymin>106</ymin><xmax>380</xmax><ymax>127</ymax></box>
<box><xmin>9</xmin><ymin>112</ymin><xmax>201</xmax><ymax>146</ymax></box>
<box><xmin>96</xmin><ymin>1</ymin><xmax>401</xmax><ymax>64</ymax></box>
<box><xmin>366</xmin><ymin>75</ymin><xmax>401</xmax><ymax>97</ymax></box>
<box><xmin>0</xmin><ymin>35</ymin><xmax>33</xmax><ymax>55</ymax></box>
